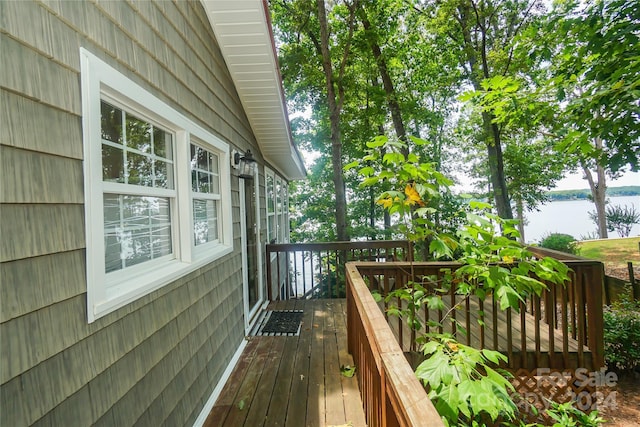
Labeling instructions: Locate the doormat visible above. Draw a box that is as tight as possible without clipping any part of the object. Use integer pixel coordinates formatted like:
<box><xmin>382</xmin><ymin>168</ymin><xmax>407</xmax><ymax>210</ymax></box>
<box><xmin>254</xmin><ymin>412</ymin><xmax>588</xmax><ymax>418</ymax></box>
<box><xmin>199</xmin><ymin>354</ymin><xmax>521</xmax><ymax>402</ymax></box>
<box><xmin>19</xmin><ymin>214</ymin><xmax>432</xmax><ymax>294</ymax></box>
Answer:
<box><xmin>257</xmin><ymin>310</ymin><xmax>304</xmax><ymax>336</ymax></box>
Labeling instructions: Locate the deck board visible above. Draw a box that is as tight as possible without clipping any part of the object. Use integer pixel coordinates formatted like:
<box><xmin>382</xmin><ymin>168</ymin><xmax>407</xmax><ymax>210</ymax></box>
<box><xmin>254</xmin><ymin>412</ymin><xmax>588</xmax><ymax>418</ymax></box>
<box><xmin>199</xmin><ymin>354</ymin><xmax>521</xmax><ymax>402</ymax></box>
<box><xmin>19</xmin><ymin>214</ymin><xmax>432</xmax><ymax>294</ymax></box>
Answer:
<box><xmin>208</xmin><ymin>299</ymin><xmax>365</xmax><ymax>427</ymax></box>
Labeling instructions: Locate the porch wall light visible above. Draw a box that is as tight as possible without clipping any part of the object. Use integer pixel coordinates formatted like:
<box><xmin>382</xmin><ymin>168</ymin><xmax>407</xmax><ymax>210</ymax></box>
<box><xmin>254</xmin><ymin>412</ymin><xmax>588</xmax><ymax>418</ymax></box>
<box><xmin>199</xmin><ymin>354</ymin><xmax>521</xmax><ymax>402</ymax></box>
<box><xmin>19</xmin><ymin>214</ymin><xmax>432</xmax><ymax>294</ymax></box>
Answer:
<box><xmin>231</xmin><ymin>149</ymin><xmax>257</xmax><ymax>179</ymax></box>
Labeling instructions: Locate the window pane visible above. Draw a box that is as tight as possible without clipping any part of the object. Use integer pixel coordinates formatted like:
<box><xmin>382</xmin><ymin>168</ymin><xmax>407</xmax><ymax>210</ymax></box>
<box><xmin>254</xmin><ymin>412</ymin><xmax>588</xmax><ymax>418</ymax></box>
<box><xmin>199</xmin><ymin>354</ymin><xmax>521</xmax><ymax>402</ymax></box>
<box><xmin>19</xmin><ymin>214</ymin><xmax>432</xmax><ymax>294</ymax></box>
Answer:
<box><xmin>126</xmin><ymin>114</ymin><xmax>151</xmax><ymax>153</ymax></box>
<box><xmin>210</xmin><ymin>174</ymin><xmax>220</xmax><ymax>194</ymax></box>
<box><xmin>152</xmin><ymin>226</ymin><xmax>172</xmax><ymax>258</ymax></box>
<box><xmin>268</xmin><ymin>217</ymin><xmax>276</xmax><ymax>243</ymax></box>
<box><xmin>276</xmin><ymin>180</ymin><xmax>283</xmax><ymax>213</ymax></box>
<box><xmin>104</xmin><ymin>234</ymin><xmax>122</xmax><ymax>273</ymax></box>
<box><xmin>197</xmin><ymin>171</ymin><xmax>210</xmax><ymax>193</ymax></box>
<box><xmin>103</xmin><ymin>194</ymin><xmax>121</xmax><ymax>228</ymax></box>
<box><xmin>197</xmin><ymin>147</ymin><xmax>208</xmax><ymax>171</ymax></box>
<box><xmin>155</xmin><ymin>159</ymin><xmax>172</xmax><ymax>189</ymax></box>
<box><xmin>208</xmin><ymin>152</ymin><xmax>218</xmax><ymax>173</ymax></box>
<box><xmin>126</xmin><ymin>152</ymin><xmax>153</xmax><ymax>186</ymax></box>
<box><xmin>153</xmin><ymin>128</ymin><xmax>172</xmax><ymax>160</ymax></box>
<box><xmin>102</xmin><ymin>144</ymin><xmax>124</xmax><ymax>182</ymax></box>
<box><xmin>101</xmin><ymin>101</ymin><xmax>122</xmax><ymax>143</ymax></box>
<box><xmin>193</xmin><ymin>199</ymin><xmax>218</xmax><ymax>245</ymax></box>
<box><xmin>190</xmin><ymin>144</ymin><xmax>219</xmax><ymax>195</ymax></box>
<box><xmin>103</xmin><ymin>195</ymin><xmax>172</xmax><ymax>273</ymax></box>
<box><xmin>190</xmin><ymin>144</ymin><xmax>197</xmax><ymax>169</ymax></box>
<box><xmin>191</xmin><ymin>169</ymin><xmax>198</xmax><ymax>192</ymax></box>
<box><xmin>267</xmin><ymin>175</ymin><xmax>275</xmax><ymax>213</ymax></box>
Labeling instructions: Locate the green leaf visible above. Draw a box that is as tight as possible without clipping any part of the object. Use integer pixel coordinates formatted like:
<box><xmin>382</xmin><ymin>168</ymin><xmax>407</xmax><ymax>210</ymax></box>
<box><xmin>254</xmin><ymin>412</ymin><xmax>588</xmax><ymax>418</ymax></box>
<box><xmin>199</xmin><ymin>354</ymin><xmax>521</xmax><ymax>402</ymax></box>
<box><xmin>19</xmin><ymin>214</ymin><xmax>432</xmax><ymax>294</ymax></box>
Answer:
<box><xmin>343</xmin><ymin>160</ymin><xmax>359</xmax><ymax>171</ymax></box>
<box><xmin>469</xmin><ymin>200</ymin><xmax>493</xmax><ymax>210</ymax></box>
<box><xmin>358</xmin><ymin>166</ymin><xmax>374</xmax><ymax>176</ymax></box>
<box><xmin>340</xmin><ymin>364</ymin><xmax>356</xmax><ymax>378</ymax></box>
<box><xmin>366</xmin><ymin>136</ymin><xmax>387</xmax><ymax>148</ymax></box>
<box><xmin>430</xmin><ymin>238</ymin><xmax>453</xmax><ymax>259</ymax></box>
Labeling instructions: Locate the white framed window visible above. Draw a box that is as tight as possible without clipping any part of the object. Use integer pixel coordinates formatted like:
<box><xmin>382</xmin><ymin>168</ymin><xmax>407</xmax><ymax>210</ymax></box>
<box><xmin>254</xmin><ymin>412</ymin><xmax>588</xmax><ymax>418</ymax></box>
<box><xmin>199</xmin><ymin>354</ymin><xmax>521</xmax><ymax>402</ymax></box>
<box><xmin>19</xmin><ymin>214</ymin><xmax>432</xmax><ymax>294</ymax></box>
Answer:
<box><xmin>276</xmin><ymin>177</ymin><xmax>284</xmax><ymax>243</ymax></box>
<box><xmin>191</xmin><ymin>142</ymin><xmax>221</xmax><ymax>247</ymax></box>
<box><xmin>81</xmin><ymin>49</ymin><xmax>233</xmax><ymax>322</ymax></box>
<box><xmin>265</xmin><ymin>168</ymin><xmax>289</xmax><ymax>245</ymax></box>
<box><xmin>266</xmin><ymin>169</ymin><xmax>276</xmax><ymax>244</ymax></box>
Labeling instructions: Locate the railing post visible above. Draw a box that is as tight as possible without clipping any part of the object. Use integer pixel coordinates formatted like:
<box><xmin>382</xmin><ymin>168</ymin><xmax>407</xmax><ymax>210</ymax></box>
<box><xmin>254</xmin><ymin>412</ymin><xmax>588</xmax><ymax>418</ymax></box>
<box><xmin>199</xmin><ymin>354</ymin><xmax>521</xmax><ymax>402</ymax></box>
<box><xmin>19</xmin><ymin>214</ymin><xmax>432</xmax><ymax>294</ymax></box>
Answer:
<box><xmin>586</xmin><ymin>263</ymin><xmax>605</xmax><ymax>369</ymax></box>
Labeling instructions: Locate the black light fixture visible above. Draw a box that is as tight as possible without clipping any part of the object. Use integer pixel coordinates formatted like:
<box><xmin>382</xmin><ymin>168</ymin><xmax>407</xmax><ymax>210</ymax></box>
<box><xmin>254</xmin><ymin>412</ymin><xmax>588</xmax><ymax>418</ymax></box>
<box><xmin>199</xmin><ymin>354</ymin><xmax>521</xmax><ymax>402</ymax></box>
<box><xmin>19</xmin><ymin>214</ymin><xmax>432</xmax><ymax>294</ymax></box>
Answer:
<box><xmin>232</xmin><ymin>149</ymin><xmax>257</xmax><ymax>179</ymax></box>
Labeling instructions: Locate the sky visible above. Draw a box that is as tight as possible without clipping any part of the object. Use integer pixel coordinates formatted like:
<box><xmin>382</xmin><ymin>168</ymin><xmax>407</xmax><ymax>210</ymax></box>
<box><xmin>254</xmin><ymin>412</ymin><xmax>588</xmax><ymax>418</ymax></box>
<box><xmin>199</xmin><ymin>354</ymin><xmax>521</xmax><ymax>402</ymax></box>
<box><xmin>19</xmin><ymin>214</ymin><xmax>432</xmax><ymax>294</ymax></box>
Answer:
<box><xmin>452</xmin><ymin>168</ymin><xmax>639</xmax><ymax>194</ymax></box>
<box><xmin>554</xmin><ymin>169</ymin><xmax>639</xmax><ymax>191</ymax></box>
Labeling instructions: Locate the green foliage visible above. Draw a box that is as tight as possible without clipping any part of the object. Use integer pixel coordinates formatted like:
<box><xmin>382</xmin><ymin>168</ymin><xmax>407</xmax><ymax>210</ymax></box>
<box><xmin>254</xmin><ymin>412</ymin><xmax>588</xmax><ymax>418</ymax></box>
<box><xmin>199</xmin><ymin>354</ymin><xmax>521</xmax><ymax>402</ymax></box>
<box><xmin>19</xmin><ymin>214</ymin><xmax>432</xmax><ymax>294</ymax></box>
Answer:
<box><xmin>353</xmin><ymin>136</ymin><xmax>572</xmax><ymax>425</ymax></box>
<box><xmin>549</xmin><ymin>0</ymin><xmax>640</xmax><ymax>172</ymax></box>
<box><xmin>594</xmin><ymin>204</ymin><xmax>640</xmax><ymax>238</ymax></box>
<box><xmin>539</xmin><ymin>233</ymin><xmax>579</xmax><ymax>255</ymax></box>
<box><xmin>603</xmin><ymin>298</ymin><xmax>640</xmax><ymax>373</ymax></box>
<box><xmin>416</xmin><ymin>336</ymin><xmax>516</xmax><ymax>425</ymax></box>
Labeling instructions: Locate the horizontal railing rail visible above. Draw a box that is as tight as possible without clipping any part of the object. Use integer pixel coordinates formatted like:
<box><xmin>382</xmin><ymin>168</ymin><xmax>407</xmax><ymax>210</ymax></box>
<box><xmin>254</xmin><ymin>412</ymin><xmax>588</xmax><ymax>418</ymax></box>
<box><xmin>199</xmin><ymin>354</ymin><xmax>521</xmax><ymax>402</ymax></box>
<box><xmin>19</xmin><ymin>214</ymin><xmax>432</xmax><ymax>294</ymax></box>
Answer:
<box><xmin>346</xmin><ymin>262</ymin><xmax>443</xmax><ymax>427</ymax></box>
<box><xmin>353</xmin><ymin>258</ymin><xmax>604</xmax><ymax>371</ymax></box>
<box><xmin>265</xmin><ymin>240</ymin><xmax>412</xmax><ymax>300</ymax></box>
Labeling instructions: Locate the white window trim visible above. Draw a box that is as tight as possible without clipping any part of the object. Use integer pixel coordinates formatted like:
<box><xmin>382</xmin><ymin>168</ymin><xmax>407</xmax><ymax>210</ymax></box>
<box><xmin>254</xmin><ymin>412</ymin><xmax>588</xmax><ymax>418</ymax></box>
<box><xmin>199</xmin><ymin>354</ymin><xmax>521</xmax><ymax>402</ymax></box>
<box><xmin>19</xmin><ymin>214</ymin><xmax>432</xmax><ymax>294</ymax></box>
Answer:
<box><xmin>81</xmin><ymin>48</ymin><xmax>233</xmax><ymax>322</ymax></box>
<box><xmin>265</xmin><ymin>167</ymin><xmax>276</xmax><ymax>245</ymax></box>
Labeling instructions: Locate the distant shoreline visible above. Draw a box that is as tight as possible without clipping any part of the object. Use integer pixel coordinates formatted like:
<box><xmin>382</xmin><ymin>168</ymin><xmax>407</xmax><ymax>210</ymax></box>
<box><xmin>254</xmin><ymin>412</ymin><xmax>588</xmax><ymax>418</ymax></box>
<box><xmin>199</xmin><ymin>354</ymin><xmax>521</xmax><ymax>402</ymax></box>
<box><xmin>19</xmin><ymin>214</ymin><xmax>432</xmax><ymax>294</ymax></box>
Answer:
<box><xmin>547</xmin><ymin>185</ymin><xmax>640</xmax><ymax>201</ymax></box>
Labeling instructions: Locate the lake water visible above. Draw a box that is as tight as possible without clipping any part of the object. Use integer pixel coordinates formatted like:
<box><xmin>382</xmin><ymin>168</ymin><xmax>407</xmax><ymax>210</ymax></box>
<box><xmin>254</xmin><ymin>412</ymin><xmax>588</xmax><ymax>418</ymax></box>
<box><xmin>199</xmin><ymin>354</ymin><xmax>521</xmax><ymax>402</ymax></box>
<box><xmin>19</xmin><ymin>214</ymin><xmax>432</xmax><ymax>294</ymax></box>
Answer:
<box><xmin>523</xmin><ymin>195</ymin><xmax>640</xmax><ymax>244</ymax></box>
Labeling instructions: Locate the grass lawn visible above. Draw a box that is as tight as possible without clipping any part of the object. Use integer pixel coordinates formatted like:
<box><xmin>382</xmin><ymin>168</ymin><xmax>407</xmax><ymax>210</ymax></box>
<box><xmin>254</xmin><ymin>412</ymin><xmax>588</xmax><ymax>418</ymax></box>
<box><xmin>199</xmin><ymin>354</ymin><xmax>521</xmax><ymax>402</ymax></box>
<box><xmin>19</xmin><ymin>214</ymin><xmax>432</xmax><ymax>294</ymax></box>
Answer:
<box><xmin>577</xmin><ymin>236</ymin><xmax>640</xmax><ymax>268</ymax></box>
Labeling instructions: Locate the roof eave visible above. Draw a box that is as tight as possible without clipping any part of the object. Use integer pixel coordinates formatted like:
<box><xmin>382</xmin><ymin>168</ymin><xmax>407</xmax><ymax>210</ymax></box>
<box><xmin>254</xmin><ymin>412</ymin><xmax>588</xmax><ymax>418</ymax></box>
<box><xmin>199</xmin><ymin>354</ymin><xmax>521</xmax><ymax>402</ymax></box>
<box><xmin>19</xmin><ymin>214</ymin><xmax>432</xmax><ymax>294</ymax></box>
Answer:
<box><xmin>200</xmin><ymin>0</ymin><xmax>307</xmax><ymax>180</ymax></box>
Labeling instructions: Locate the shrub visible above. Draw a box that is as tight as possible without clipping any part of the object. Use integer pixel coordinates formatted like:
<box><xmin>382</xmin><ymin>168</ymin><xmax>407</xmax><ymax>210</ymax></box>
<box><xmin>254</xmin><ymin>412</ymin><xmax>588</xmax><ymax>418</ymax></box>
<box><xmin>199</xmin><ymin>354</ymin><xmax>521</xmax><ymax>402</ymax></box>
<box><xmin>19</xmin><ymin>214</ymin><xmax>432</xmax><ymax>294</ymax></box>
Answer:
<box><xmin>539</xmin><ymin>233</ymin><xmax>579</xmax><ymax>255</ymax></box>
<box><xmin>603</xmin><ymin>298</ymin><xmax>640</xmax><ymax>373</ymax></box>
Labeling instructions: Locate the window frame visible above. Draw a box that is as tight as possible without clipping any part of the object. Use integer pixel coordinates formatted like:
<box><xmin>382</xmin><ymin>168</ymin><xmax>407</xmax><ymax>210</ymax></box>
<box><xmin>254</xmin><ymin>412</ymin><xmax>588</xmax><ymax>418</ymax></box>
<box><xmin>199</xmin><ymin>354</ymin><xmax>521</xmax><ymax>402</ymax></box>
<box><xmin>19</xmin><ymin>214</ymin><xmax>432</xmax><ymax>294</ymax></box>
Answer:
<box><xmin>265</xmin><ymin>167</ymin><xmax>289</xmax><ymax>246</ymax></box>
<box><xmin>265</xmin><ymin>168</ymin><xmax>276</xmax><ymax>245</ymax></box>
<box><xmin>190</xmin><ymin>139</ymin><xmax>223</xmax><ymax>248</ymax></box>
<box><xmin>81</xmin><ymin>49</ymin><xmax>233</xmax><ymax>322</ymax></box>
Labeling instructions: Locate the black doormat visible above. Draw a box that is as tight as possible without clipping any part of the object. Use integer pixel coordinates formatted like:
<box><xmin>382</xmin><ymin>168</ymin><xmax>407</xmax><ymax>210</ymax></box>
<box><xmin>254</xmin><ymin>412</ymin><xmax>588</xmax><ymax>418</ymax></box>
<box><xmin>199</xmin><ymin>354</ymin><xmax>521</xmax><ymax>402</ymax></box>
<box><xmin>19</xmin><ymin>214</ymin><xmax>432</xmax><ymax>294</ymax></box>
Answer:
<box><xmin>257</xmin><ymin>310</ymin><xmax>304</xmax><ymax>336</ymax></box>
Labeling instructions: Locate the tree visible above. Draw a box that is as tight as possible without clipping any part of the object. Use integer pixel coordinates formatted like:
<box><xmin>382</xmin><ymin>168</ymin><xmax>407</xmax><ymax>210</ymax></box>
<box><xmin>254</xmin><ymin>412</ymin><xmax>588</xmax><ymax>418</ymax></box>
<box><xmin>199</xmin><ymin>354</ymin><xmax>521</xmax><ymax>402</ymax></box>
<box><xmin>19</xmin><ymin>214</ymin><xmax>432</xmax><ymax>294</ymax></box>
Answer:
<box><xmin>590</xmin><ymin>204</ymin><xmax>640</xmax><ymax>238</ymax></box>
<box><xmin>464</xmin><ymin>0</ymin><xmax>640</xmax><ymax>239</ymax></box>
<box><xmin>271</xmin><ymin>0</ymin><xmax>358</xmax><ymax>241</ymax></box>
<box><xmin>415</xmin><ymin>0</ymin><xmax>548</xmax><ymax>220</ymax></box>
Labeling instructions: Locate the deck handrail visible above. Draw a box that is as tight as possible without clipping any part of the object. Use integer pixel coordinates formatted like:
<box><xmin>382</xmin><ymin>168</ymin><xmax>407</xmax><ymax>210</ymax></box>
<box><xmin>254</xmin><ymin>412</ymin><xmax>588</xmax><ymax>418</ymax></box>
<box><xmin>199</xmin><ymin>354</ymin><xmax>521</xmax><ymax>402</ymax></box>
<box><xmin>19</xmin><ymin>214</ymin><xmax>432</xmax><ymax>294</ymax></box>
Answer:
<box><xmin>352</xmin><ymin>259</ymin><xmax>605</xmax><ymax>371</ymax></box>
<box><xmin>265</xmin><ymin>240</ymin><xmax>412</xmax><ymax>300</ymax></box>
<box><xmin>346</xmin><ymin>262</ymin><xmax>444</xmax><ymax>427</ymax></box>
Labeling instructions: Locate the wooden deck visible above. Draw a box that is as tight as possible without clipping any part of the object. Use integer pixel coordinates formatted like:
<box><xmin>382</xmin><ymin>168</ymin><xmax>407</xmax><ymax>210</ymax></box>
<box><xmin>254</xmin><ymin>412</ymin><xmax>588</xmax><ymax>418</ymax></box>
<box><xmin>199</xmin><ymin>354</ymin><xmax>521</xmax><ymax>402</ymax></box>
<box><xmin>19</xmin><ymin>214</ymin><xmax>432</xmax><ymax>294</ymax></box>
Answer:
<box><xmin>205</xmin><ymin>299</ymin><xmax>366</xmax><ymax>427</ymax></box>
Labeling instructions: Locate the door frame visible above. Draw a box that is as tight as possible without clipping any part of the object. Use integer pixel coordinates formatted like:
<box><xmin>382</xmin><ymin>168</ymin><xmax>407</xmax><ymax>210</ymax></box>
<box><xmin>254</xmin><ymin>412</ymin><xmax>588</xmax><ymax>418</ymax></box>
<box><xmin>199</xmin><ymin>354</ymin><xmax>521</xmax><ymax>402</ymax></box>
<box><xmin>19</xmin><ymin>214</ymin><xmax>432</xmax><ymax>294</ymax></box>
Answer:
<box><xmin>239</xmin><ymin>167</ymin><xmax>264</xmax><ymax>333</ymax></box>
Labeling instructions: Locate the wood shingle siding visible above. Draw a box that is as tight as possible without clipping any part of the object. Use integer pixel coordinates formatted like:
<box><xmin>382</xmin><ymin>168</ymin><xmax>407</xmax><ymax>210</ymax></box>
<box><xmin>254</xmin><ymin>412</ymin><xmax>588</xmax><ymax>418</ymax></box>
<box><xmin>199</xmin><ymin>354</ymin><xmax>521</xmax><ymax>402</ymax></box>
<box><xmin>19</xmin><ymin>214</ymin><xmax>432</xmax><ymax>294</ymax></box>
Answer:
<box><xmin>0</xmin><ymin>204</ymin><xmax>85</xmax><ymax>261</ymax></box>
<box><xmin>0</xmin><ymin>250</ymin><xmax>85</xmax><ymax>322</ymax></box>
<box><xmin>1</xmin><ymin>1</ymin><xmax>264</xmax><ymax>425</ymax></box>
<box><xmin>1</xmin><ymin>90</ymin><xmax>83</xmax><ymax>159</ymax></box>
<box><xmin>1</xmin><ymin>146</ymin><xmax>84</xmax><ymax>204</ymax></box>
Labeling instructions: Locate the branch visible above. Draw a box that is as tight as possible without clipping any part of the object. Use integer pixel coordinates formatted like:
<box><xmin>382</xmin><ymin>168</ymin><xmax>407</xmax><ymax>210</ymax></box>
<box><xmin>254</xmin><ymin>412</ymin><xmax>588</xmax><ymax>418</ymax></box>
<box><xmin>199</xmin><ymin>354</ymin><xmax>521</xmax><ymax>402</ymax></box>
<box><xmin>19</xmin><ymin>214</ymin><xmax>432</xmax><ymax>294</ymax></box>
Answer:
<box><xmin>336</xmin><ymin>0</ymin><xmax>359</xmax><ymax>111</ymax></box>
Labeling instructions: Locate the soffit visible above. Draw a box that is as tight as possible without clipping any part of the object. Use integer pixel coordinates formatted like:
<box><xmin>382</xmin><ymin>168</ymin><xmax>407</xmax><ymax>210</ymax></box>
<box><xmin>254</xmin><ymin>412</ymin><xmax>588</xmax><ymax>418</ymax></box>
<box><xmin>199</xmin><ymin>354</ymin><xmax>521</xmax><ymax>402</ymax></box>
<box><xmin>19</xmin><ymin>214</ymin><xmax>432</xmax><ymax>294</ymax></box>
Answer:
<box><xmin>200</xmin><ymin>0</ymin><xmax>306</xmax><ymax>180</ymax></box>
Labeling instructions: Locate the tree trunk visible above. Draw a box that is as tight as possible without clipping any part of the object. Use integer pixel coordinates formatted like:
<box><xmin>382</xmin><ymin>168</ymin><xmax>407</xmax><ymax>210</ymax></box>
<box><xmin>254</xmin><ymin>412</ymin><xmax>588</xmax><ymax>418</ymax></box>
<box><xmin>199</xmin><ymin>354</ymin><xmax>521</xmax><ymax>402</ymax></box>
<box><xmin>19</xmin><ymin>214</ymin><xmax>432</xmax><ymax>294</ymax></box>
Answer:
<box><xmin>359</xmin><ymin>7</ymin><xmax>408</xmax><ymax>156</ymax></box>
<box><xmin>483</xmin><ymin>112</ymin><xmax>514</xmax><ymax>219</ymax></box>
<box><xmin>317</xmin><ymin>0</ymin><xmax>349</xmax><ymax>241</ymax></box>
<box><xmin>515</xmin><ymin>197</ymin><xmax>526</xmax><ymax>244</ymax></box>
<box><xmin>457</xmin><ymin>2</ymin><xmax>513</xmax><ymax>221</ymax></box>
<box><xmin>582</xmin><ymin>143</ymin><xmax>608</xmax><ymax>239</ymax></box>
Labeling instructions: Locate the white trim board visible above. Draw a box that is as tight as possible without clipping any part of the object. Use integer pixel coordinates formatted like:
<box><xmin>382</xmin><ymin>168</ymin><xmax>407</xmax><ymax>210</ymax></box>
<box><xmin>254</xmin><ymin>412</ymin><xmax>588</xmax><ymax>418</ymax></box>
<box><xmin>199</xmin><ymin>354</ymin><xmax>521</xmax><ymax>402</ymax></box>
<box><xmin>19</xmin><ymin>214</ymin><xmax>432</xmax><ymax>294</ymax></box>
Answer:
<box><xmin>192</xmin><ymin>338</ymin><xmax>249</xmax><ymax>427</ymax></box>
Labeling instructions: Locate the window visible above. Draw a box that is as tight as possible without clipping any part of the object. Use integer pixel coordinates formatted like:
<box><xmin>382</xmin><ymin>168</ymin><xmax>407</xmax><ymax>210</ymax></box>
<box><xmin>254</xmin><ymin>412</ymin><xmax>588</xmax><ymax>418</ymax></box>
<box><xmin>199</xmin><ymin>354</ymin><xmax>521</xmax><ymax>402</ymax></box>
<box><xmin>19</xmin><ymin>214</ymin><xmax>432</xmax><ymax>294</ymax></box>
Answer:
<box><xmin>276</xmin><ymin>177</ymin><xmax>284</xmax><ymax>242</ymax></box>
<box><xmin>101</xmin><ymin>101</ymin><xmax>175</xmax><ymax>273</ymax></box>
<box><xmin>191</xmin><ymin>143</ymin><xmax>221</xmax><ymax>246</ymax></box>
<box><xmin>265</xmin><ymin>168</ymin><xmax>289</xmax><ymax>245</ymax></box>
<box><xmin>266</xmin><ymin>171</ymin><xmax>276</xmax><ymax>244</ymax></box>
<box><xmin>81</xmin><ymin>49</ymin><xmax>233</xmax><ymax>322</ymax></box>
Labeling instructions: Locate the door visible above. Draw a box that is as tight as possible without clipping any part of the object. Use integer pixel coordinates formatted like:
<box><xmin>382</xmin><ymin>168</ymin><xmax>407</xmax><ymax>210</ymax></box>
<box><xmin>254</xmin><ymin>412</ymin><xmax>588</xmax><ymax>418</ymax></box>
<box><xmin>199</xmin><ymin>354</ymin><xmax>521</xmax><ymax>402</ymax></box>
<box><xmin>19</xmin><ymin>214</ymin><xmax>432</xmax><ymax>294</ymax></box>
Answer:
<box><xmin>239</xmin><ymin>170</ymin><xmax>263</xmax><ymax>332</ymax></box>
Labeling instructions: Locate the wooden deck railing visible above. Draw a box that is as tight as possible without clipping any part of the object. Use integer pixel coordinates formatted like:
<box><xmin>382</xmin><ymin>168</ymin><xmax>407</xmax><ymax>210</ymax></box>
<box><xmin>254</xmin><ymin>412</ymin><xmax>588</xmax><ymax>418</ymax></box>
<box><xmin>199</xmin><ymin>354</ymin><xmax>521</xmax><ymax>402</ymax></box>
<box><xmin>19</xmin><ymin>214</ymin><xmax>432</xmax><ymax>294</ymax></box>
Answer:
<box><xmin>346</xmin><ymin>262</ymin><xmax>443</xmax><ymax>427</ymax></box>
<box><xmin>265</xmin><ymin>240</ymin><xmax>412</xmax><ymax>300</ymax></box>
<box><xmin>353</xmin><ymin>257</ymin><xmax>605</xmax><ymax>371</ymax></box>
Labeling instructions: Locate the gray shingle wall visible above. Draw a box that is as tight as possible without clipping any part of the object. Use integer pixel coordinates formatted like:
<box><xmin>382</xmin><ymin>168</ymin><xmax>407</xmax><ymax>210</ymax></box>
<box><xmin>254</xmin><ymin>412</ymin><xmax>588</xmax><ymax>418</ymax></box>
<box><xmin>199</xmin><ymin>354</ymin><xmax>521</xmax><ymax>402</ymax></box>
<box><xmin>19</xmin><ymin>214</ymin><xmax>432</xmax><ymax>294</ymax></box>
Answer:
<box><xmin>1</xmin><ymin>1</ymin><xmax>255</xmax><ymax>425</ymax></box>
